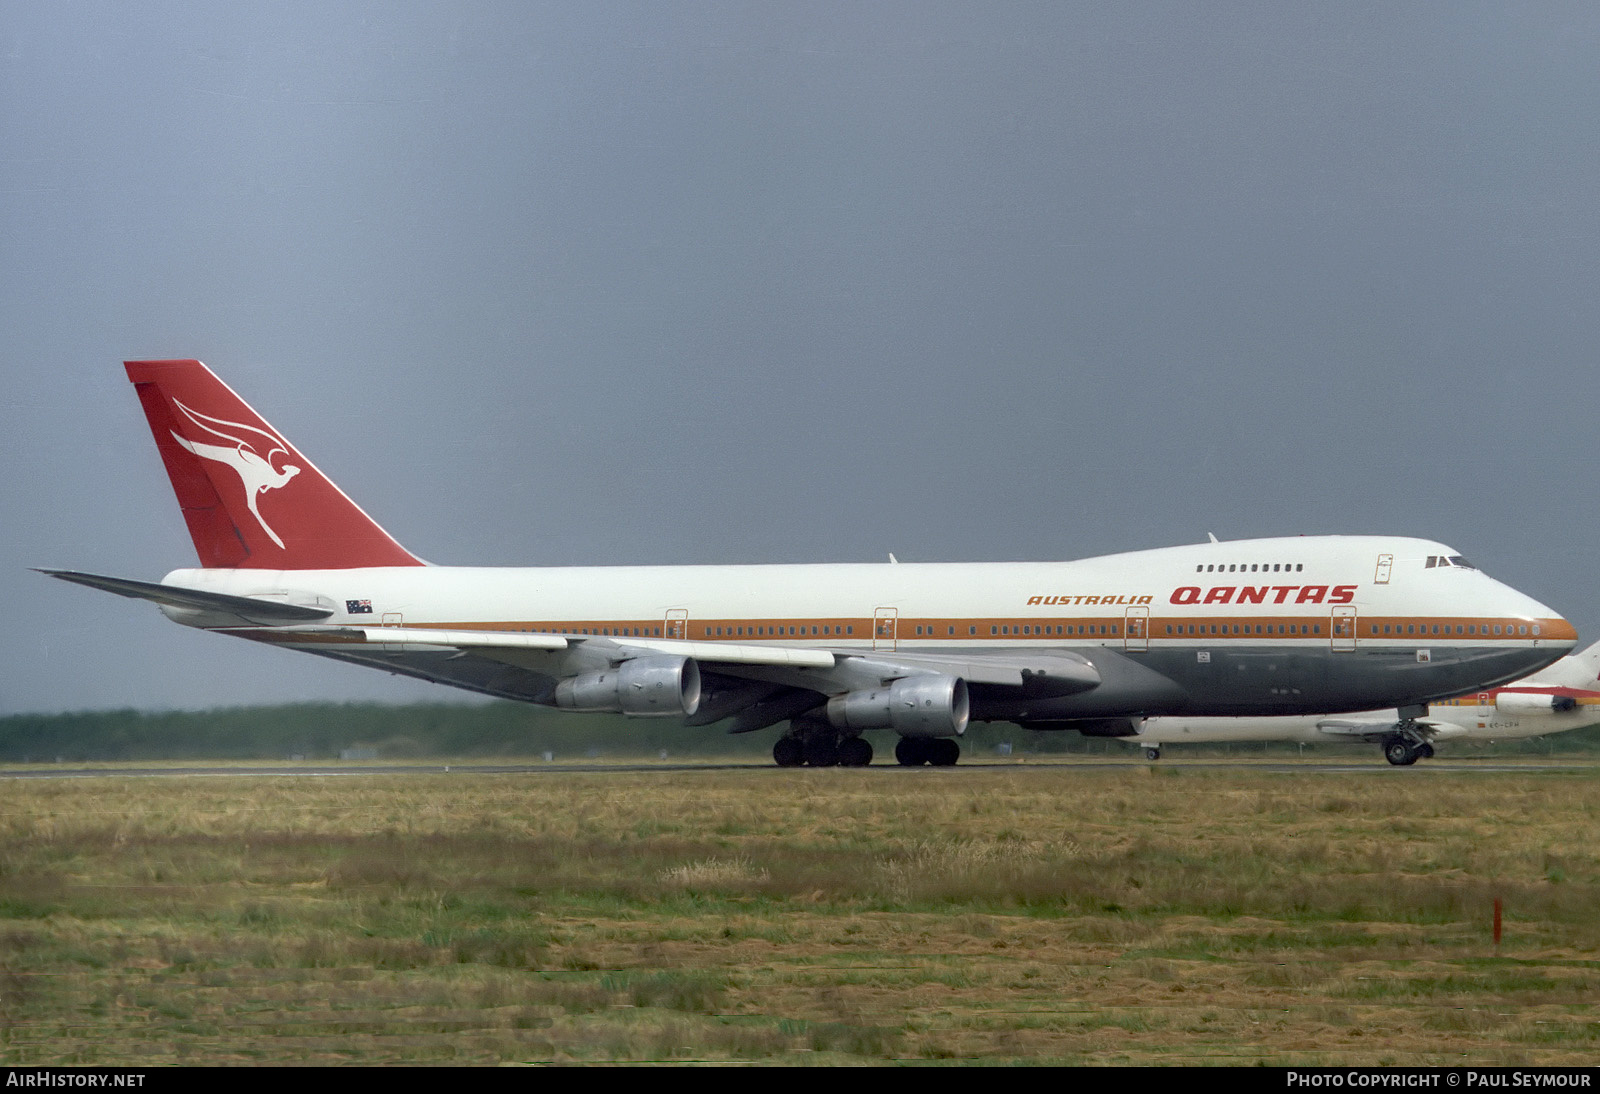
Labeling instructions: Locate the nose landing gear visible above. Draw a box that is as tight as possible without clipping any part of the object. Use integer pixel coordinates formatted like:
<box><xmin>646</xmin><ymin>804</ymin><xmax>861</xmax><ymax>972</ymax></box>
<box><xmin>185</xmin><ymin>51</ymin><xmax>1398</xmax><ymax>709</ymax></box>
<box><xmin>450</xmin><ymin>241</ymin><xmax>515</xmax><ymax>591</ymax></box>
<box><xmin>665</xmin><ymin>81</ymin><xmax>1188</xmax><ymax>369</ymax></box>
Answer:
<box><xmin>1382</xmin><ymin>718</ymin><xmax>1436</xmax><ymax>766</ymax></box>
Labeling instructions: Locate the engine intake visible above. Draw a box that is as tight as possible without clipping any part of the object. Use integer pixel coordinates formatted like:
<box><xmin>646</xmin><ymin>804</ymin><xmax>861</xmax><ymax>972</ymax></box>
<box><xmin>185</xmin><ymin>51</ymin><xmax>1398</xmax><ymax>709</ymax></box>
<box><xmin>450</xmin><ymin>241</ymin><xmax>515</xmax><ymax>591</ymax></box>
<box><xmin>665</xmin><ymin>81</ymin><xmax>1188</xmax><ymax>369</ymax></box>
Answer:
<box><xmin>554</xmin><ymin>655</ymin><xmax>701</xmax><ymax>717</ymax></box>
<box><xmin>826</xmin><ymin>674</ymin><xmax>969</xmax><ymax>738</ymax></box>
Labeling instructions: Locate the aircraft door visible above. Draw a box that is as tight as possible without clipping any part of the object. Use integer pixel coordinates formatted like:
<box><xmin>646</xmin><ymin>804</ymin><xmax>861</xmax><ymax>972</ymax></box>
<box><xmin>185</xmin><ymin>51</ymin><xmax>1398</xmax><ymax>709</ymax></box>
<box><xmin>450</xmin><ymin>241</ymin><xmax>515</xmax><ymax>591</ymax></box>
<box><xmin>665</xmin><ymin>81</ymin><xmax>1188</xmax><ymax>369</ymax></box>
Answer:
<box><xmin>1374</xmin><ymin>554</ymin><xmax>1393</xmax><ymax>584</ymax></box>
<box><xmin>1124</xmin><ymin>606</ymin><xmax>1149</xmax><ymax>652</ymax></box>
<box><xmin>873</xmin><ymin>607</ymin><xmax>898</xmax><ymax>652</ymax></box>
<box><xmin>1331</xmin><ymin>606</ymin><xmax>1357</xmax><ymax>652</ymax></box>
<box><xmin>381</xmin><ymin>612</ymin><xmax>404</xmax><ymax>653</ymax></box>
<box><xmin>664</xmin><ymin>608</ymin><xmax>689</xmax><ymax>640</ymax></box>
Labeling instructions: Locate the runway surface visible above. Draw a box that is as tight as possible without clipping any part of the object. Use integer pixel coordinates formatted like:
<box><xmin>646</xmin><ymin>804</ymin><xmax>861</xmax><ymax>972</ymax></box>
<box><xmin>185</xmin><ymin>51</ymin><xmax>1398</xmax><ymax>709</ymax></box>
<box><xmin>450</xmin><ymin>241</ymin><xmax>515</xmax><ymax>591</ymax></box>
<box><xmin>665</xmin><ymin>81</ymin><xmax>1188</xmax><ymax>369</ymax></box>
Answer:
<box><xmin>1</xmin><ymin>758</ymin><xmax>1593</xmax><ymax>779</ymax></box>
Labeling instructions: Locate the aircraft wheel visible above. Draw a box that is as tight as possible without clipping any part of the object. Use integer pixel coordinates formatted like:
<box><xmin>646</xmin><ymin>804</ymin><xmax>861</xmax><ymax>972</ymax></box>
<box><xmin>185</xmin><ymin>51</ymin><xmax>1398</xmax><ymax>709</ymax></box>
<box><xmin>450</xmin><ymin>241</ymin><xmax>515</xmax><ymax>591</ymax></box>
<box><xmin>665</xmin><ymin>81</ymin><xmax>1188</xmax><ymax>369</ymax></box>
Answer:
<box><xmin>1419</xmin><ymin>743</ymin><xmax>1435</xmax><ymax>759</ymax></box>
<box><xmin>1384</xmin><ymin>738</ymin><xmax>1419</xmax><ymax>766</ymax></box>
<box><xmin>895</xmin><ymin>737</ymin><xmax>928</xmax><ymax>766</ymax></box>
<box><xmin>804</xmin><ymin>736</ymin><xmax>840</xmax><ymax>767</ymax></box>
<box><xmin>1144</xmin><ymin>747</ymin><xmax>1161</xmax><ymax>761</ymax></box>
<box><xmin>773</xmin><ymin>737</ymin><xmax>804</xmax><ymax>767</ymax></box>
<box><xmin>838</xmin><ymin>737</ymin><xmax>873</xmax><ymax>767</ymax></box>
<box><xmin>929</xmin><ymin>738</ymin><xmax>961</xmax><ymax>766</ymax></box>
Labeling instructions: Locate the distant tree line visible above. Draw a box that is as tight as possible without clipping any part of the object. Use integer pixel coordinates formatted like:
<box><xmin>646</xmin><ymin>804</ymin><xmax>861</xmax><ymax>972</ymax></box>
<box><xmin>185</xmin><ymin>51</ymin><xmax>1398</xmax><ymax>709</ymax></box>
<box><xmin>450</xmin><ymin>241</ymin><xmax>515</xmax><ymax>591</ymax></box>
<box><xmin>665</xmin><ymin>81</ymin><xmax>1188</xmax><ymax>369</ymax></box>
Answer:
<box><xmin>0</xmin><ymin>702</ymin><xmax>1596</xmax><ymax>763</ymax></box>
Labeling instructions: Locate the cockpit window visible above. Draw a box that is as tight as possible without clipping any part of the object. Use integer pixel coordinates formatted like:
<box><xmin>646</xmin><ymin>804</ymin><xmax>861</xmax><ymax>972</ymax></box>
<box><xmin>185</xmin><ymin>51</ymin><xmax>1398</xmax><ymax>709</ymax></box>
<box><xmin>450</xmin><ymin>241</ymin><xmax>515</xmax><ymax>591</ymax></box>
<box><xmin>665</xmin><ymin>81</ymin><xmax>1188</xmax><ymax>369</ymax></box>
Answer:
<box><xmin>1448</xmin><ymin>556</ymin><xmax>1476</xmax><ymax>570</ymax></box>
<box><xmin>1426</xmin><ymin>555</ymin><xmax>1479</xmax><ymax>570</ymax></box>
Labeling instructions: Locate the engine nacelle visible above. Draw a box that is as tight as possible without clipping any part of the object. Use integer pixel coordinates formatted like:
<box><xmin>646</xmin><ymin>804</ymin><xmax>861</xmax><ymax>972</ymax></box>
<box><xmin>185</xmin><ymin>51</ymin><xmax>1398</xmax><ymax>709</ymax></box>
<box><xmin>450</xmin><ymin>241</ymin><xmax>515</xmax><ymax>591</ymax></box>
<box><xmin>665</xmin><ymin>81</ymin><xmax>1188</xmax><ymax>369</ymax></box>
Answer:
<box><xmin>554</xmin><ymin>656</ymin><xmax>702</xmax><ymax>717</ymax></box>
<box><xmin>1496</xmin><ymin>691</ymin><xmax>1576</xmax><ymax>715</ymax></box>
<box><xmin>826</xmin><ymin>674</ymin><xmax>969</xmax><ymax>738</ymax></box>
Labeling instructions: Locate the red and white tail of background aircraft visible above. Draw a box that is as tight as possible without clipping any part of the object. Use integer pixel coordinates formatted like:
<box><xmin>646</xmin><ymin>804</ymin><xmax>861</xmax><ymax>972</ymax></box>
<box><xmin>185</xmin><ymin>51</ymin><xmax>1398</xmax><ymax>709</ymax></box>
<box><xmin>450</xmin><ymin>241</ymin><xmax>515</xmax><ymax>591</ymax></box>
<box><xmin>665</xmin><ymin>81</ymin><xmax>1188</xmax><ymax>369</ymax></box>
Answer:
<box><xmin>42</xmin><ymin>360</ymin><xmax>1580</xmax><ymax>767</ymax></box>
<box><xmin>1135</xmin><ymin>639</ymin><xmax>1600</xmax><ymax>765</ymax></box>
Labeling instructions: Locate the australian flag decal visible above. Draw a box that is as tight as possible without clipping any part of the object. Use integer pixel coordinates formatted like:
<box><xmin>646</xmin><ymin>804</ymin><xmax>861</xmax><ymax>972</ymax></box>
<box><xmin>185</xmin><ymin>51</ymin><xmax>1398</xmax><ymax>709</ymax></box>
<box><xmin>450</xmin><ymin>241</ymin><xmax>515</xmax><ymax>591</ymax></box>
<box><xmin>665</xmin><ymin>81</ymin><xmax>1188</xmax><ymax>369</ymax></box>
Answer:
<box><xmin>346</xmin><ymin>599</ymin><xmax>373</xmax><ymax>614</ymax></box>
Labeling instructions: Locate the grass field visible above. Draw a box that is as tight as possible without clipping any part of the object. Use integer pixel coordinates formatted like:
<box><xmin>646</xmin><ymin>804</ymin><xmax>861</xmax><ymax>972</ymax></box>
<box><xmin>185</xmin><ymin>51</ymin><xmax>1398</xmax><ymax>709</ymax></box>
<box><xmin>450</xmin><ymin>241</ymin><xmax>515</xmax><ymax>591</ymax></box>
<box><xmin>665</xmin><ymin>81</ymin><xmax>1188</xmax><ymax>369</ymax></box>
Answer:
<box><xmin>1</xmin><ymin>761</ymin><xmax>1597</xmax><ymax>1065</ymax></box>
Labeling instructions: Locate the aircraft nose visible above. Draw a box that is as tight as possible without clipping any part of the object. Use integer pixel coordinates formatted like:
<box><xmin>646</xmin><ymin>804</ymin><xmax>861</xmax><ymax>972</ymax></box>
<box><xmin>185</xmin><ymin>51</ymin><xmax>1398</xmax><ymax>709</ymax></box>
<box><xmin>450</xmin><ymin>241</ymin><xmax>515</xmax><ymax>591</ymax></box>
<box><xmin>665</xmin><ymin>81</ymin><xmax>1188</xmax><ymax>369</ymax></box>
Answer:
<box><xmin>1540</xmin><ymin>615</ymin><xmax>1579</xmax><ymax>646</ymax></box>
<box><xmin>1513</xmin><ymin>588</ymin><xmax>1578</xmax><ymax>648</ymax></box>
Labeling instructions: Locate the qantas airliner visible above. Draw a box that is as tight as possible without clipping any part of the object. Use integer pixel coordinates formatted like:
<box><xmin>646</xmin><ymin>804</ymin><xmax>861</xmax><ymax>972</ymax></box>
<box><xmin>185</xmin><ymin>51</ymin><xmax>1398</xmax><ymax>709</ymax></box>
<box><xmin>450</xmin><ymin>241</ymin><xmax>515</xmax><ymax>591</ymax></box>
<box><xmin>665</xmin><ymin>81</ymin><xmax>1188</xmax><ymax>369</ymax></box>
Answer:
<box><xmin>43</xmin><ymin>360</ymin><xmax>1579</xmax><ymax>767</ymax></box>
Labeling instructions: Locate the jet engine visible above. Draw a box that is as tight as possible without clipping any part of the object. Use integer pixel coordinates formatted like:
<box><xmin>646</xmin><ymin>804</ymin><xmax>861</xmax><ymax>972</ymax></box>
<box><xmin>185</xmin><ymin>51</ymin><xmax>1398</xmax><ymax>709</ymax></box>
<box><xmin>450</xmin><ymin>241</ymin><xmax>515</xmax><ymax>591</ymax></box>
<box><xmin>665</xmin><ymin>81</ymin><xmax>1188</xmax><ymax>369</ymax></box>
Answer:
<box><xmin>1496</xmin><ymin>691</ymin><xmax>1578</xmax><ymax>715</ymax></box>
<box><xmin>554</xmin><ymin>655</ymin><xmax>702</xmax><ymax>717</ymax></box>
<box><xmin>825</xmin><ymin>674</ymin><xmax>969</xmax><ymax>738</ymax></box>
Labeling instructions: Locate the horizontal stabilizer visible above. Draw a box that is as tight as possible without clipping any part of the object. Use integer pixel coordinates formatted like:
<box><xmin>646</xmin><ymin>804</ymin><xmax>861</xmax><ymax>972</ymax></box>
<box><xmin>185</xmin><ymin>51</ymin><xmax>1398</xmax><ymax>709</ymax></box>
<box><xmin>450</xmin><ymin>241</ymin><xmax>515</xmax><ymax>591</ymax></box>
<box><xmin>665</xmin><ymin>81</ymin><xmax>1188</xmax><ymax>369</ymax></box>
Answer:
<box><xmin>39</xmin><ymin>569</ymin><xmax>334</xmax><ymax>622</ymax></box>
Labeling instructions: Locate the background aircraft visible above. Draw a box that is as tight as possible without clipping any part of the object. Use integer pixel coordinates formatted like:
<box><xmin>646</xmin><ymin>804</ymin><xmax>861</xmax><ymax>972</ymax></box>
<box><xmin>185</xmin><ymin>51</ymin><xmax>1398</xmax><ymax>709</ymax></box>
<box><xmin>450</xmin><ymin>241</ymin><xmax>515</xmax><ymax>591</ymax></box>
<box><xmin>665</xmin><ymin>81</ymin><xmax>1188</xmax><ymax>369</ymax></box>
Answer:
<box><xmin>1135</xmin><ymin>640</ymin><xmax>1600</xmax><ymax>764</ymax></box>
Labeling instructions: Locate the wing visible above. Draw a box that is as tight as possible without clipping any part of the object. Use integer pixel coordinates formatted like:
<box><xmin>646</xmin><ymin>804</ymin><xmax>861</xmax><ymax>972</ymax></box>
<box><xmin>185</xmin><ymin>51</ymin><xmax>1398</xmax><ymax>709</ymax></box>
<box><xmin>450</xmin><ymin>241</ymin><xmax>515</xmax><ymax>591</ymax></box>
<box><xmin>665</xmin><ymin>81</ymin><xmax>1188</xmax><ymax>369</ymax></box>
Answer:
<box><xmin>253</xmin><ymin>623</ymin><xmax>1107</xmax><ymax>729</ymax></box>
<box><xmin>1312</xmin><ymin>717</ymin><xmax>1465</xmax><ymax>743</ymax></box>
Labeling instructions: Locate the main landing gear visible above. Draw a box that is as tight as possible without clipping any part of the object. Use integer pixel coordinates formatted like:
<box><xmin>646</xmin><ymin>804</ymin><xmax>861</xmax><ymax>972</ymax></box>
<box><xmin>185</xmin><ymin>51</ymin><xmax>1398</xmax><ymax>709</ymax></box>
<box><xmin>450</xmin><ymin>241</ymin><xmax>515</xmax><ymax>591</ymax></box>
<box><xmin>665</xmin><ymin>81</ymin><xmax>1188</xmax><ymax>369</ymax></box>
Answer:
<box><xmin>770</xmin><ymin>716</ymin><xmax>963</xmax><ymax>768</ymax></box>
<box><xmin>772</xmin><ymin>717</ymin><xmax>873</xmax><ymax>767</ymax></box>
<box><xmin>894</xmin><ymin>736</ymin><xmax>960</xmax><ymax>766</ymax></box>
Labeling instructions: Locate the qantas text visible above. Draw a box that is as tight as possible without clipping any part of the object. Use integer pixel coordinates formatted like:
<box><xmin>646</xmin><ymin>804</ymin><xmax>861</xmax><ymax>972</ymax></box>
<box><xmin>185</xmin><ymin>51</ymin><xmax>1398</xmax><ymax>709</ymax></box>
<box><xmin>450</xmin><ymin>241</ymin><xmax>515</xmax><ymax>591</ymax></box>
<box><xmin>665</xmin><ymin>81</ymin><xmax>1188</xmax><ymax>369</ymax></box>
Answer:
<box><xmin>1168</xmin><ymin>585</ymin><xmax>1358</xmax><ymax>606</ymax></box>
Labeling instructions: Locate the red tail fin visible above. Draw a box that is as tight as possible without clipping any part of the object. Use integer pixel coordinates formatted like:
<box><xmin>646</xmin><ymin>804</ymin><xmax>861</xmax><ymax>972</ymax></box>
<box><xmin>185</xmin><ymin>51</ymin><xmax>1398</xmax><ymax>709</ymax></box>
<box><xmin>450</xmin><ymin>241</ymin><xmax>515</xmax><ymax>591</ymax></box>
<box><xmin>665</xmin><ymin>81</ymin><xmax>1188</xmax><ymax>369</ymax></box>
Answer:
<box><xmin>125</xmin><ymin>360</ymin><xmax>424</xmax><ymax>569</ymax></box>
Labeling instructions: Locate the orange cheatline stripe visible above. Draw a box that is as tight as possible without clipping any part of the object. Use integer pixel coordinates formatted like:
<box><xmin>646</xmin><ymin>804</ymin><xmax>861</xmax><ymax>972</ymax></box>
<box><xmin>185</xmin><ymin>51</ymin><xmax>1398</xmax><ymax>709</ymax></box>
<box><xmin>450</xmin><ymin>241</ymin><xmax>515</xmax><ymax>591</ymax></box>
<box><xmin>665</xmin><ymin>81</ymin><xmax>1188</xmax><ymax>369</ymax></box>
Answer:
<box><xmin>241</xmin><ymin>612</ymin><xmax>1574</xmax><ymax>648</ymax></box>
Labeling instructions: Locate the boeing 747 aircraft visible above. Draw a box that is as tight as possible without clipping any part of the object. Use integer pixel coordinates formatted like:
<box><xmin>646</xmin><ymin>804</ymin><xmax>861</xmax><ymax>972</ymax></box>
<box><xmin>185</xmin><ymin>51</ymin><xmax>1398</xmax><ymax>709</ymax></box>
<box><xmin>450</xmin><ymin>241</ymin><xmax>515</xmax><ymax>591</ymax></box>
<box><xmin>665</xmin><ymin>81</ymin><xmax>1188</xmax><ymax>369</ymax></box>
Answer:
<box><xmin>1135</xmin><ymin>640</ymin><xmax>1600</xmax><ymax>764</ymax></box>
<box><xmin>43</xmin><ymin>360</ymin><xmax>1579</xmax><ymax>767</ymax></box>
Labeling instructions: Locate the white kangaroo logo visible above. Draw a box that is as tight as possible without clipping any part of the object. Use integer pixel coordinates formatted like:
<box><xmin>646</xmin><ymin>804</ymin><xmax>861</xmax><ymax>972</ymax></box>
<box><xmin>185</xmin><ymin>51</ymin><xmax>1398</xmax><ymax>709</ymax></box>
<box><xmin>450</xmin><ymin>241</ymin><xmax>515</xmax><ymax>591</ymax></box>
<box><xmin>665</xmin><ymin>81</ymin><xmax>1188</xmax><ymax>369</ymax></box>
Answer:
<box><xmin>170</xmin><ymin>399</ymin><xmax>301</xmax><ymax>548</ymax></box>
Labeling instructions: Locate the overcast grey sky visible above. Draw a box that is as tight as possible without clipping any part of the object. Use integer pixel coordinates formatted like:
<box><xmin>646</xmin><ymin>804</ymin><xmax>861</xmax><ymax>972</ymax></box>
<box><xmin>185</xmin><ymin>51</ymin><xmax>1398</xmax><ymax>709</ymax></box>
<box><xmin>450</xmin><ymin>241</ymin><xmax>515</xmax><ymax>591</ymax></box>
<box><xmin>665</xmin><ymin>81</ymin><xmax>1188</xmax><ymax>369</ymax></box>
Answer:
<box><xmin>4</xmin><ymin>3</ymin><xmax>1597</xmax><ymax>713</ymax></box>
